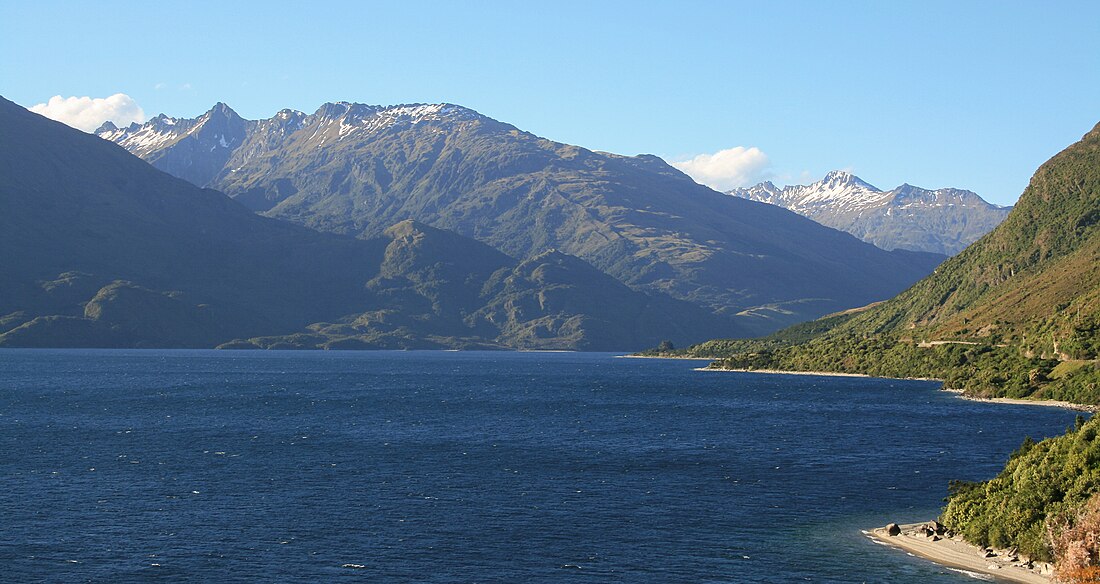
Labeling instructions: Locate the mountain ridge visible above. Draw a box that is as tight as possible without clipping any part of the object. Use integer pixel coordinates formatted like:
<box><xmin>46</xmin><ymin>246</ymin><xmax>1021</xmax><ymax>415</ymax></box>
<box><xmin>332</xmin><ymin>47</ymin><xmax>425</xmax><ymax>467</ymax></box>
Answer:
<box><xmin>728</xmin><ymin>171</ymin><xmax>1011</xmax><ymax>255</ymax></box>
<box><xmin>98</xmin><ymin>100</ymin><xmax>945</xmax><ymax>334</ymax></box>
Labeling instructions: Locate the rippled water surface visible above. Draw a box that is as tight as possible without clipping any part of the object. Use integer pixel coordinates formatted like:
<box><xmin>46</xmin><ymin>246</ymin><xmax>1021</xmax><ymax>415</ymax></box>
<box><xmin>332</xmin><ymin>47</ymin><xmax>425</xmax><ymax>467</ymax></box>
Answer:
<box><xmin>0</xmin><ymin>350</ymin><xmax>1081</xmax><ymax>582</ymax></box>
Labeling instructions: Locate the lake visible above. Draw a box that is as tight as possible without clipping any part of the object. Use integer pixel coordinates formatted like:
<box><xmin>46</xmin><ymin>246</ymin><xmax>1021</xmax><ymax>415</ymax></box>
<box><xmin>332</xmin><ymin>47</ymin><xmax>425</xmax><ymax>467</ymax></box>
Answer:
<box><xmin>0</xmin><ymin>350</ymin><xmax>1080</xmax><ymax>582</ymax></box>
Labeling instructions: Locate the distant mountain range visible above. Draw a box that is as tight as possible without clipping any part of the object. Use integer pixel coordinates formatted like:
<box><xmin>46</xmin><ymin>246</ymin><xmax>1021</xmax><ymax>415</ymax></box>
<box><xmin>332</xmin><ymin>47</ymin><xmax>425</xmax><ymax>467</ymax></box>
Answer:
<box><xmin>728</xmin><ymin>171</ymin><xmax>1011</xmax><ymax>255</ymax></box>
<box><xmin>97</xmin><ymin>101</ymin><xmax>944</xmax><ymax>334</ymax></box>
<box><xmin>0</xmin><ymin>96</ymin><xmax>727</xmax><ymax>350</ymax></box>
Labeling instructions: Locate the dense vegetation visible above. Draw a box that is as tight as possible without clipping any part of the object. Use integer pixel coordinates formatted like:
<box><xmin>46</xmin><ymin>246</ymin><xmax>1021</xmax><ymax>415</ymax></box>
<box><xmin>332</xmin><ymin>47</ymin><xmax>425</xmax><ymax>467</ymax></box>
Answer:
<box><xmin>941</xmin><ymin>416</ymin><xmax>1100</xmax><ymax>564</ymax></box>
<box><xmin>687</xmin><ymin>332</ymin><xmax>1100</xmax><ymax>403</ymax></box>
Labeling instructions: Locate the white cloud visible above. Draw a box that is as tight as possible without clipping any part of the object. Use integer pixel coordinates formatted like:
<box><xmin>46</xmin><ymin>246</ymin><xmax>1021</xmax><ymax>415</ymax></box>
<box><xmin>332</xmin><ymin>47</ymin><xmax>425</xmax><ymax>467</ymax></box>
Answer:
<box><xmin>671</xmin><ymin>146</ymin><xmax>771</xmax><ymax>191</ymax></box>
<box><xmin>28</xmin><ymin>93</ymin><xmax>146</xmax><ymax>132</ymax></box>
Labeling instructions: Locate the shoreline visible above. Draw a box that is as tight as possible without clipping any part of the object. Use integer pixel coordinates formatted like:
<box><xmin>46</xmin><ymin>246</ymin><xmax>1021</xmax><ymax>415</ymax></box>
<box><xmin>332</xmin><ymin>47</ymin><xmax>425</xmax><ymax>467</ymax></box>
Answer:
<box><xmin>942</xmin><ymin>388</ymin><xmax>1099</xmax><ymax>413</ymax></box>
<box><xmin>698</xmin><ymin>367</ymin><xmax>1097</xmax><ymax>412</ymax></box>
<box><xmin>866</xmin><ymin>522</ymin><xmax>1051</xmax><ymax>583</ymax></box>
<box><xmin>617</xmin><ymin>354</ymin><xmax>714</xmax><ymax>360</ymax></box>
<box><xmin>693</xmin><ymin>366</ymin><xmax>939</xmax><ymax>381</ymax></box>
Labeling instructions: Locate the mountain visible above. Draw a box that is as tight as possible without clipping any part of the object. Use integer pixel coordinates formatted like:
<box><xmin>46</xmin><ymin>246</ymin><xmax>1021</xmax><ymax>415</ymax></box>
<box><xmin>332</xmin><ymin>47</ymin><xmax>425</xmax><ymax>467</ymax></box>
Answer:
<box><xmin>0</xmin><ymin>96</ymin><xmax>727</xmax><ymax>350</ymax></box>
<box><xmin>728</xmin><ymin>171</ymin><xmax>1011</xmax><ymax>255</ymax></box>
<box><xmin>96</xmin><ymin>103</ymin><xmax>249</xmax><ymax>188</ymax></box>
<box><xmin>1</xmin><ymin>98</ymin><xmax>384</xmax><ymax>348</ymax></box>
<box><xmin>679</xmin><ymin>121</ymin><xmax>1100</xmax><ymax>404</ymax></box>
<box><xmin>98</xmin><ymin>102</ymin><xmax>945</xmax><ymax>333</ymax></box>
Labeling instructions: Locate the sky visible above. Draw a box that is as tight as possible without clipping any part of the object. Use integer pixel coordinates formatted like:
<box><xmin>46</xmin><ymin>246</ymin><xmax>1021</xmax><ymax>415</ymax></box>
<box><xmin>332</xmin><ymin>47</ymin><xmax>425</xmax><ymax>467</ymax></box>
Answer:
<box><xmin>3</xmin><ymin>1</ymin><xmax>1098</xmax><ymax>205</ymax></box>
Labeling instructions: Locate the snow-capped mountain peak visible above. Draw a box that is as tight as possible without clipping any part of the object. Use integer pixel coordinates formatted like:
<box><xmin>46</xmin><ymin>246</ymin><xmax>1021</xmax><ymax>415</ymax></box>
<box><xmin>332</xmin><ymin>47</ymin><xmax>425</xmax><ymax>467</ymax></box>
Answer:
<box><xmin>820</xmin><ymin>170</ymin><xmax>878</xmax><ymax>191</ymax></box>
<box><xmin>726</xmin><ymin>171</ymin><xmax>1011</xmax><ymax>255</ymax></box>
<box><xmin>729</xmin><ymin>170</ymin><xmax>888</xmax><ymax>213</ymax></box>
<box><xmin>207</xmin><ymin>102</ymin><xmax>237</xmax><ymax>116</ymax></box>
<box><xmin>790</xmin><ymin>172</ymin><xmax>887</xmax><ymax>210</ymax></box>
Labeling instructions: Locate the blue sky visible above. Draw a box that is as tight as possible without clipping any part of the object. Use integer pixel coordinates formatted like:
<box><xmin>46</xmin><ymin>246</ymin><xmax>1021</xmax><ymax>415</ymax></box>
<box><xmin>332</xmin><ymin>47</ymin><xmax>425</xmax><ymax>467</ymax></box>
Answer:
<box><xmin>3</xmin><ymin>0</ymin><xmax>1098</xmax><ymax>204</ymax></box>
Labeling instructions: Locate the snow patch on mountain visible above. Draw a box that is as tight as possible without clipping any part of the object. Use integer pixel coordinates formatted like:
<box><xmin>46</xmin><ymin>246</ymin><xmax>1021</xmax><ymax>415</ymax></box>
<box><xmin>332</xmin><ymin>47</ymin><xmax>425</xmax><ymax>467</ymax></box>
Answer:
<box><xmin>97</xmin><ymin>101</ymin><xmax>484</xmax><ymax>152</ymax></box>
<box><xmin>100</xmin><ymin>115</ymin><xmax>193</xmax><ymax>154</ymax></box>
<box><xmin>729</xmin><ymin>171</ymin><xmax>1003</xmax><ymax>217</ymax></box>
<box><xmin>732</xmin><ymin>170</ymin><xmax>893</xmax><ymax>214</ymax></box>
<box><xmin>327</xmin><ymin>103</ymin><xmax>483</xmax><ymax>140</ymax></box>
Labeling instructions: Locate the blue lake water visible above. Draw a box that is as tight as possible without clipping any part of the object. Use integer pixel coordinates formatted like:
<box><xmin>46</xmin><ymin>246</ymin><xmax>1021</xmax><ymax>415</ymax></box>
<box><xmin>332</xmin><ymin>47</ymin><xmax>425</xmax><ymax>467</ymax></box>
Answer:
<box><xmin>0</xmin><ymin>350</ymin><xmax>1082</xmax><ymax>583</ymax></box>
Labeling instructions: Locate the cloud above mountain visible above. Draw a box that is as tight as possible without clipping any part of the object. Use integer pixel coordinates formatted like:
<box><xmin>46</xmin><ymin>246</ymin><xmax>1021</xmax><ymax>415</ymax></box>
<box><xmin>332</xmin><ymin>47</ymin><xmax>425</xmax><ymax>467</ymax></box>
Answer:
<box><xmin>671</xmin><ymin>146</ymin><xmax>771</xmax><ymax>191</ymax></box>
<box><xmin>29</xmin><ymin>94</ymin><xmax>145</xmax><ymax>132</ymax></box>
